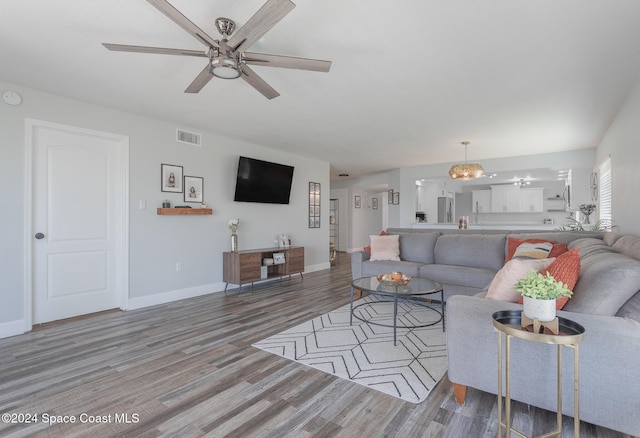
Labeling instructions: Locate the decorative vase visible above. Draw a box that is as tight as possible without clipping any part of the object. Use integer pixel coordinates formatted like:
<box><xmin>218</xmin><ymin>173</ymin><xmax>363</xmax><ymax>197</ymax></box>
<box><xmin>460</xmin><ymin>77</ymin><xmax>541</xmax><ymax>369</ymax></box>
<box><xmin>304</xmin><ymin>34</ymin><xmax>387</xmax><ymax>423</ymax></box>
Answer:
<box><xmin>523</xmin><ymin>296</ymin><xmax>556</xmax><ymax>322</ymax></box>
<box><xmin>231</xmin><ymin>232</ymin><xmax>238</xmax><ymax>252</ymax></box>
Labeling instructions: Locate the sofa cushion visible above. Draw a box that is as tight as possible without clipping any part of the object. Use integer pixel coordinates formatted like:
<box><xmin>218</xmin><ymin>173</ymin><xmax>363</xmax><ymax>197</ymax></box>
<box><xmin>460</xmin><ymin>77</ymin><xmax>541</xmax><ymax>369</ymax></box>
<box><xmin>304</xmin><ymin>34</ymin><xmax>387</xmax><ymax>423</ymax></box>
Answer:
<box><xmin>611</xmin><ymin>234</ymin><xmax>640</xmax><ymax>261</ymax></box>
<box><xmin>486</xmin><ymin>258</ymin><xmax>555</xmax><ymax>302</ymax></box>
<box><xmin>420</xmin><ymin>264</ymin><xmax>497</xmax><ymax>289</ymax></box>
<box><xmin>434</xmin><ymin>234</ymin><xmax>506</xmax><ymax>271</ymax></box>
<box><xmin>397</xmin><ymin>232</ymin><xmax>439</xmax><ymax>264</ymax></box>
<box><xmin>369</xmin><ymin>234</ymin><xmax>400</xmax><ymax>261</ymax></box>
<box><xmin>362</xmin><ymin>260</ymin><xmax>423</xmax><ymax>278</ymax></box>
<box><xmin>563</xmin><ymin>252</ymin><xmax>640</xmax><ymax>315</ymax></box>
<box><xmin>616</xmin><ymin>291</ymin><xmax>640</xmax><ymax>322</ymax></box>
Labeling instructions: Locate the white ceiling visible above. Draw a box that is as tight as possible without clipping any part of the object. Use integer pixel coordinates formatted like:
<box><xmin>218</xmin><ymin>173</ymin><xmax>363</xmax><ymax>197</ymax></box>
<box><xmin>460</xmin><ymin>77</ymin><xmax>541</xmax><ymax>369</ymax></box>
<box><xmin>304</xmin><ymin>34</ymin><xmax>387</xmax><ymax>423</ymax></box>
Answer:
<box><xmin>3</xmin><ymin>0</ymin><xmax>640</xmax><ymax>179</ymax></box>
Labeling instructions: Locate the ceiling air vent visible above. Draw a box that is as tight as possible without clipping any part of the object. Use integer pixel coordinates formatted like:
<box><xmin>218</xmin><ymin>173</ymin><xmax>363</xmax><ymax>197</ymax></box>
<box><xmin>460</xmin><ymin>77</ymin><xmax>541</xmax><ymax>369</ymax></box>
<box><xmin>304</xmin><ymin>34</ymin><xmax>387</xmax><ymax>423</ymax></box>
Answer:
<box><xmin>176</xmin><ymin>128</ymin><xmax>201</xmax><ymax>146</ymax></box>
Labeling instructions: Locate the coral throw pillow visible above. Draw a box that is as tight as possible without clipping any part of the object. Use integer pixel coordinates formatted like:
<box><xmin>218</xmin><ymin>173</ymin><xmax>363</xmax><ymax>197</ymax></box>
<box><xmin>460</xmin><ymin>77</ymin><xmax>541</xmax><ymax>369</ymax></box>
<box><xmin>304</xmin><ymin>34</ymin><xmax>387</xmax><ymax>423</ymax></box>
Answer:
<box><xmin>546</xmin><ymin>248</ymin><xmax>581</xmax><ymax>309</ymax></box>
<box><xmin>516</xmin><ymin>248</ymin><xmax>581</xmax><ymax>309</ymax></box>
<box><xmin>486</xmin><ymin>258</ymin><xmax>555</xmax><ymax>302</ymax></box>
<box><xmin>505</xmin><ymin>237</ymin><xmax>568</xmax><ymax>263</ymax></box>
<box><xmin>369</xmin><ymin>234</ymin><xmax>401</xmax><ymax>261</ymax></box>
<box><xmin>364</xmin><ymin>230</ymin><xmax>387</xmax><ymax>253</ymax></box>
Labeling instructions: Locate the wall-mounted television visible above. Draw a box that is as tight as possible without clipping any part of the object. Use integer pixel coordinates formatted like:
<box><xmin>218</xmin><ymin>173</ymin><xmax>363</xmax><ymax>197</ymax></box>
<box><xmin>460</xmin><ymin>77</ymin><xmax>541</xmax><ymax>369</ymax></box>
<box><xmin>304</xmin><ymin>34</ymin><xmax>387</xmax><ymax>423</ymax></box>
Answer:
<box><xmin>233</xmin><ymin>156</ymin><xmax>295</xmax><ymax>204</ymax></box>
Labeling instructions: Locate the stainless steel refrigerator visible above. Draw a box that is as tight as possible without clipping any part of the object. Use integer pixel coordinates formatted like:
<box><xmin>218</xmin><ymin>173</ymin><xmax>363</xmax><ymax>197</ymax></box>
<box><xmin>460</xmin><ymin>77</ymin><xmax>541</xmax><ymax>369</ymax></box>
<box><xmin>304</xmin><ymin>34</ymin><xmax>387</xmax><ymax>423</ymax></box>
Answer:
<box><xmin>437</xmin><ymin>197</ymin><xmax>453</xmax><ymax>223</ymax></box>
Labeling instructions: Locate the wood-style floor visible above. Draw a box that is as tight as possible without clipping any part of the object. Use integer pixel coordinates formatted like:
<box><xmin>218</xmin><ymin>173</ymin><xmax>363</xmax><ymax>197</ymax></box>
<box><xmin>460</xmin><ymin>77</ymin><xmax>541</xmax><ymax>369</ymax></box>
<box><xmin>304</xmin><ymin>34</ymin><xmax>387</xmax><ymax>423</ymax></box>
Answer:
<box><xmin>0</xmin><ymin>253</ymin><xmax>630</xmax><ymax>438</ymax></box>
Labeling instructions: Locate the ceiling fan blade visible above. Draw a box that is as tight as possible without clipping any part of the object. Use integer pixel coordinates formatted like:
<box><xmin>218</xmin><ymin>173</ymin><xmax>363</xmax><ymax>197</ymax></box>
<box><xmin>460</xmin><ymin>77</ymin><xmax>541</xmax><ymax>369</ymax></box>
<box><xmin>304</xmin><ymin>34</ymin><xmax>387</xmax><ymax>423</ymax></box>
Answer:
<box><xmin>102</xmin><ymin>43</ymin><xmax>207</xmax><ymax>57</ymax></box>
<box><xmin>239</xmin><ymin>64</ymin><xmax>279</xmax><ymax>99</ymax></box>
<box><xmin>243</xmin><ymin>52</ymin><xmax>331</xmax><ymax>72</ymax></box>
<box><xmin>184</xmin><ymin>64</ymin><xmax>214</xmax><ymax>93</ymax></box>
<box><xmin>146</xmin><ymin>0</ymin><xmax>219</xmax><ymax>49</ymax></box>
<box><xmin>227</xmin><ymin>0</ymin><xmax>295</xmax><ymax>53</ymax></box>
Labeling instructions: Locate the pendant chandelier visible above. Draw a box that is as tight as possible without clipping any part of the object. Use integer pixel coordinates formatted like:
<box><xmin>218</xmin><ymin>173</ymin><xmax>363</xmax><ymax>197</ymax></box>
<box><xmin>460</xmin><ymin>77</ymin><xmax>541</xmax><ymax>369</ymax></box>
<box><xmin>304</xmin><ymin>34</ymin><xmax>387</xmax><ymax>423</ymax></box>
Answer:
<box><xmin>449</xmin><ymin>141</ymin><xmax>484</xmax><ymax>180</ymax></box>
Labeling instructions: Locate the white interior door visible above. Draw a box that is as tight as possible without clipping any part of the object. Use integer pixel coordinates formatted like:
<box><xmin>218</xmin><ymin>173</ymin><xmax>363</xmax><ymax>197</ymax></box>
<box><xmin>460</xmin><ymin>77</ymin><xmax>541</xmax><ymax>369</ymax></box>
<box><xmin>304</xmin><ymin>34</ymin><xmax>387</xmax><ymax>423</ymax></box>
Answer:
<box><xmin>29</xmin><ymin>120</ymin><xmax>128</xmax><ymax>324</ymax></box>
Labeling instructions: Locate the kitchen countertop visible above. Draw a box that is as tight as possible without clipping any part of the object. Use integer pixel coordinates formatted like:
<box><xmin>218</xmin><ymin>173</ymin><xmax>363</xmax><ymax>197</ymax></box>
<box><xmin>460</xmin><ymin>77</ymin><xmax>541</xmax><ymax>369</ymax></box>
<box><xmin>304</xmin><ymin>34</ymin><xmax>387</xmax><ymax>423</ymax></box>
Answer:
<box><xmin>412</xmin><ymin>223</ymin><xmax>560</xmax><ymax>230</ymax></box>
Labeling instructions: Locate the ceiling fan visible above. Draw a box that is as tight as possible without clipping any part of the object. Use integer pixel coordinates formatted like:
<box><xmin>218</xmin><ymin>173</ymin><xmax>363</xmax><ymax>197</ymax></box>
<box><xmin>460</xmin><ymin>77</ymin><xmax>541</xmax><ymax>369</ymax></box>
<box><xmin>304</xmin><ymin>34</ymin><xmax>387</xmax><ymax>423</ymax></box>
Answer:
<box><xmin>103</xmin><ymin>0</ymin><xmax>331</xmax><ymax>99</ymax></box>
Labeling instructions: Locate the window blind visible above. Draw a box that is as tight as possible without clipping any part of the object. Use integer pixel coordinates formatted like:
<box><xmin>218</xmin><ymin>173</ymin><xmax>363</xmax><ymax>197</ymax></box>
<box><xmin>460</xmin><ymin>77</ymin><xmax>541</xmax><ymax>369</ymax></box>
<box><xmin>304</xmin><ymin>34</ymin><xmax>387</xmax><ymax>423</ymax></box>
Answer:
<box><xmin>599</xmin><ymin>157</ymin><xmax>612</xmax><ymax>230</ymax></box>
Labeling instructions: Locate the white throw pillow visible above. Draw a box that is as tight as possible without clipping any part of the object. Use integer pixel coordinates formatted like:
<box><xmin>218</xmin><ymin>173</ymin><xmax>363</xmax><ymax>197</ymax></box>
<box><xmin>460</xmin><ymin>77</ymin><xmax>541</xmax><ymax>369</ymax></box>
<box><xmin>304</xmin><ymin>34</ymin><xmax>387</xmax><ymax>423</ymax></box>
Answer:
<box><xmin>486</xmin><ymin>258</ymin><xmax>555</xmax><ymax>302</ymax></box>
<box><xmin>513</xmin><ymin>241</ymin><xmax>553</xmax><ymax>260</ymax></box>
<box><xmin>369</xmin><ymin>234</ymin><xmax>401</xmax><ymax>261</ymax></box>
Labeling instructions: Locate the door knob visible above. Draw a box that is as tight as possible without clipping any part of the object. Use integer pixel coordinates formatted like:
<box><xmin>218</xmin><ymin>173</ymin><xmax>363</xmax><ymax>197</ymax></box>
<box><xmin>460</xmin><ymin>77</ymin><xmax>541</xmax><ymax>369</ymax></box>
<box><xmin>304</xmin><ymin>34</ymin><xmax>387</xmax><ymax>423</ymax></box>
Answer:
<box><xmin>34</xmin><ymin>232</ymin><xmax>45</xmax><ymax>240</ymax></box>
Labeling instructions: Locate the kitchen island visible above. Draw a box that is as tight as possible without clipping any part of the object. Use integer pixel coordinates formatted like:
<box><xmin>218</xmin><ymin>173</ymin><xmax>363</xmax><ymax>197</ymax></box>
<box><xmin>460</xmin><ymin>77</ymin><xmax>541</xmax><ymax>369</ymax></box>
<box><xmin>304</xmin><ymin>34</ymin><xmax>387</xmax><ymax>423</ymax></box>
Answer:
<box><xmin>412</xmin><ymin>223</ymin><xmax>561</xmax><ymax>231</ymax></box>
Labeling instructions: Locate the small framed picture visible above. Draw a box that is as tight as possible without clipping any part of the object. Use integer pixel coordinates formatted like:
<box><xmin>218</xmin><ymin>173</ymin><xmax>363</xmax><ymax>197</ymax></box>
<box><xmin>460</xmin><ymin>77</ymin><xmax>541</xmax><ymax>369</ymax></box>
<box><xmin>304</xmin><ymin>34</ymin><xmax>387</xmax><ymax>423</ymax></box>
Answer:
<box><xmin>184</xmin><ymin>176</ymin><xmax>203</xmax><ymax>203</ymax></box>
<box><xmin>161</xmin><ymin>164</ymin><xmax>183</xmax><ymax>193</ymax></box>
<box><xmin>393</xmin><ymin>191</ymin><xmax>400</xmax><ymax>205</ymax></box>
<box><xmin>372</xmin><ymin>198</ymin><xmax>378</xmax><ymax>210</ymax></box>
<box><xmin>388</xmin><ymin>189</ymin><xmax>394</xmax><ymax>204</ymax></box>
<box><xmin>355</xmin><ymin>195</ymin><xmax>361</xmax><ymax>208</ymax></box>
<box><xmin>273</xmin><ymin>252</ymin><xmax>286</xmax><ymax>264</ymax></box>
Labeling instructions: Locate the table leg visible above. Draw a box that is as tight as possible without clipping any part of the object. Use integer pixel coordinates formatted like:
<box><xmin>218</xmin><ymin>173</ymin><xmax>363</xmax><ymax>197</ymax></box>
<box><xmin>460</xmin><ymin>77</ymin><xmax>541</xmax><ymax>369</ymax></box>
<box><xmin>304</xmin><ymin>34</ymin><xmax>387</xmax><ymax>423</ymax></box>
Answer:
<box><xmin>393</xmin><ymin>295</ymin><xmax>398</xmax><ymax>346</ymax></box>
<box><xmin>574</xmin><ymin>344</ymin><xmax>580</xmax><ymax>438</ymax></box>
<box><xmin>349</xmin><ymin>286</ymin><xmax>354</xmax><ymax>326</ymax></box>
<box><xmin>441</xmin><ymin>289</ymin><xmax>445</xmax><ymax>331</ymax></box>
<box><xmin>497</xmin><ymin>331</ymin><xmax>503</xmax><ymax>437</ymax></box>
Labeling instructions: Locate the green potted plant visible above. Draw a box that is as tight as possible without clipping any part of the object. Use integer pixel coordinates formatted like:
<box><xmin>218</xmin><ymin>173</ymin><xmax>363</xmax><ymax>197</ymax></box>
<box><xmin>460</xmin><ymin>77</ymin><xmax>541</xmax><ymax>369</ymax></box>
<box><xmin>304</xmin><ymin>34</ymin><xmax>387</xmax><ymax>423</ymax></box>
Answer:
<box><xmin>514</xmin><ymin>270</ymin><xmax>572</xmax><ymax>321</ymax></box>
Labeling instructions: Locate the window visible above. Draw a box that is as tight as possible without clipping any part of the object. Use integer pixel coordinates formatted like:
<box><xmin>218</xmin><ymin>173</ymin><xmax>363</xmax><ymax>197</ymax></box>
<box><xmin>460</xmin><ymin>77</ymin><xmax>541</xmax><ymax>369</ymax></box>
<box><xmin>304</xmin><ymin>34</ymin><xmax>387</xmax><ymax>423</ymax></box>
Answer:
<box><xmin>598</xmin><ymin>157</ymin><xmax>612</xmax><ymax>230</ymax></box>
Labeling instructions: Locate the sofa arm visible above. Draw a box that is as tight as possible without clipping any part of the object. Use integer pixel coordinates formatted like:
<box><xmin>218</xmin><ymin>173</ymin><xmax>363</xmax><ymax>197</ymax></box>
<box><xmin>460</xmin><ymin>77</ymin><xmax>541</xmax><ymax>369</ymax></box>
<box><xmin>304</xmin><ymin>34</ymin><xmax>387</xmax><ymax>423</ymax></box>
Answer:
<box><xmin>446</xmin><ymin>295</ymin><xmax>640</xmax><ymax>436</ymax></box>
<box><xmin>351</xmin><ymin>250</ymin><xmax>370</xmax><ymax>279</ymax></box>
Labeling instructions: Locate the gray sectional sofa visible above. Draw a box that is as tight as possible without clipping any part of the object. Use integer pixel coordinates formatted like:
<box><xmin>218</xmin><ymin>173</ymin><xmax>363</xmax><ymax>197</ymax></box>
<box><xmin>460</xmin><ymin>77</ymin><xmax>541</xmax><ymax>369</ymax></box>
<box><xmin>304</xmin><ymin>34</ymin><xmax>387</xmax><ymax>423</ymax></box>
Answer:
<box><xmin>351</xmin><ymin>228</ymin><xmax>640</xmax><ymax>436</ymax></box>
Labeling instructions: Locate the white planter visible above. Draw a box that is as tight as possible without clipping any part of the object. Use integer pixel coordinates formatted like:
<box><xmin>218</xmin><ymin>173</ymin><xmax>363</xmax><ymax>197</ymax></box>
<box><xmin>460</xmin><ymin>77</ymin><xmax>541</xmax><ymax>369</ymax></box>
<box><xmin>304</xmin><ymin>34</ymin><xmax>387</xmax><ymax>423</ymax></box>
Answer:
<box><xmin>523</xmin><ymin>296</ymin><xmax>556</xmax><ymax>322</ymax></box>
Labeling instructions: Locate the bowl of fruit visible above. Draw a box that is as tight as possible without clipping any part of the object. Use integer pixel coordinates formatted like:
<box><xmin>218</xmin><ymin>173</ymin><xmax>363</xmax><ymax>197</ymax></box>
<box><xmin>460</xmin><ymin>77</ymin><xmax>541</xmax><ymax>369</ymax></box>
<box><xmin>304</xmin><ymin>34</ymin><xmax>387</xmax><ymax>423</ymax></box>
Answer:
<box><xmin>377</xmin><ymin>272</ymin><xmax>412</xmax><ymax>285</ymax></box>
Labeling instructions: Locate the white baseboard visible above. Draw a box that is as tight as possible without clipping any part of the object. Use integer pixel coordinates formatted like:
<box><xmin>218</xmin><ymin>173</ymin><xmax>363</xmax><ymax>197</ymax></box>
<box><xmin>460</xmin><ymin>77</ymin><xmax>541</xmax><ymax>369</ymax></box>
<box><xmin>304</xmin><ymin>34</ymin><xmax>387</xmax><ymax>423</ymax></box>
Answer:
<box><xmin>305</xmin><ymin>262</ymin><xmax>331</xmax><ymax>273</ymax></box>
<box><xmin>126</xmin><ymin>282</ymin><xmax>226</xmax><ymax>310</ymax></box>
<box><xmin>0</xmin><ymin>318</ymin><xmax>28</xmax><ymax>339</ymax></box>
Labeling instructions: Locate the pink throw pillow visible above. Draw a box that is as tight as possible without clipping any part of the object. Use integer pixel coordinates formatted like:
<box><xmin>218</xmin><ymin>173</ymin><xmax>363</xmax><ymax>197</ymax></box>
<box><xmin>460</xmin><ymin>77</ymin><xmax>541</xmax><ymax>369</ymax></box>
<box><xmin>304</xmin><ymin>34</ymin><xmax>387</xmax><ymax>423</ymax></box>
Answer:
<box><xmin>486</xmin><ymin>258</ymin><xmax>555</xmax><ymax>302</ymax></box>
<box><xmin>369</xmin><ymin>234</ymin><xmax>401</xmax><ymax>261</ymax></box>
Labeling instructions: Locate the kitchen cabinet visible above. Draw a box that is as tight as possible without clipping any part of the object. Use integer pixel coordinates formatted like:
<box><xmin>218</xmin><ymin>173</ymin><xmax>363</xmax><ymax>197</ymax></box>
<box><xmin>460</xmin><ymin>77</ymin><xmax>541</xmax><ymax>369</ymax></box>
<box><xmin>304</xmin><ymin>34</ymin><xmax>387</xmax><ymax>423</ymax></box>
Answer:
<box><xmin>491</xmin><ymin>185</ymin><xmax>521</xmax><ymax>212</ymax></box>
<box><xmin>519</xmin><ymin>188</ymin><xmax>544</xmax><ymax>212</ymax></box>
<box><xmin>472</xmin><ymin>190</ymin><xmax>491</xmax><ymax>213</ymax></box>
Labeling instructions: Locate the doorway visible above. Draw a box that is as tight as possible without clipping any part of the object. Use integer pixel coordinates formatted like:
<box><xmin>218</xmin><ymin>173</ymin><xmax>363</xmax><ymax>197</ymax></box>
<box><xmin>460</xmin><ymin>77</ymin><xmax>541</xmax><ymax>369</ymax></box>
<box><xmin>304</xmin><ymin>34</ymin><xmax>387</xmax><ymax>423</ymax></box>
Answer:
<box><xmin>26</xmin><ymin>119</ymin><xmax>129</xmax><ymax>326</ymax></box>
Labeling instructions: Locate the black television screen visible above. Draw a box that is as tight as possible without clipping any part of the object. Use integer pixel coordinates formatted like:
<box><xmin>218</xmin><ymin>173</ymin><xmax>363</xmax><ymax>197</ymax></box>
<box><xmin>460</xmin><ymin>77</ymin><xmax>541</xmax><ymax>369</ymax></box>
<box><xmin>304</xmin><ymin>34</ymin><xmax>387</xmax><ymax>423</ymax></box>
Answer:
<box><xmin>233</xmin><ymin>156</ymin><xmax>295</xmax><ymax>204</ymax></box>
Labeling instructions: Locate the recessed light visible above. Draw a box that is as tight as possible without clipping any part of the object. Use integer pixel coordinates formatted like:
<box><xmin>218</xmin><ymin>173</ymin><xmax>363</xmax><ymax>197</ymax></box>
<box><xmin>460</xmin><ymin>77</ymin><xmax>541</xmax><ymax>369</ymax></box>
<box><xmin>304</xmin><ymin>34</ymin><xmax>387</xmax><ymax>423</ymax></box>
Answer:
<box><xmin>2</xmin><ymin>91</ymin><xmax>22</xmax><ymax>106</ymax></box>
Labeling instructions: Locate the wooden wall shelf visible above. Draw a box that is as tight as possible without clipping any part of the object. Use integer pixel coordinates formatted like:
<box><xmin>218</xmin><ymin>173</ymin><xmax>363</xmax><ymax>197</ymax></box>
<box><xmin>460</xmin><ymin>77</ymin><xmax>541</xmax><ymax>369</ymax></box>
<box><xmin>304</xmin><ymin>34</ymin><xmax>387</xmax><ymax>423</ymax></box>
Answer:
<box><xmin>157</xmin><ymin>208</ymin><xmax>212</xmax><ymax>215</ymax></box>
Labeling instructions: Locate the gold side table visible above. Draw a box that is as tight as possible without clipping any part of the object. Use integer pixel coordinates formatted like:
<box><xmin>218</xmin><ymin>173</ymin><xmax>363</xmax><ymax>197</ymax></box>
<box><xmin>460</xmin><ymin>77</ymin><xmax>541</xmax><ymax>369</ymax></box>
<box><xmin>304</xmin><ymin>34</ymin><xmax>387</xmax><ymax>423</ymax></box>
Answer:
<box><xmin>493</xmin><ymin>310</ymin><xmax>585</xmax><ymax>438</ymax></box>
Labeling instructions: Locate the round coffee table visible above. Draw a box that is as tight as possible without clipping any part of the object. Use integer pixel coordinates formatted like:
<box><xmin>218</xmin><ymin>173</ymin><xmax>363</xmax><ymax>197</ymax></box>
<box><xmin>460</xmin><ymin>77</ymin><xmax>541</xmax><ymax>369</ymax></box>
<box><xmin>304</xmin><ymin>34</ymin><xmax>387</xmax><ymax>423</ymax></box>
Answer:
<box><xmin>350</xmin><ymin>276</ymin><xmax>444</xmax><ymax>345</ymax></box>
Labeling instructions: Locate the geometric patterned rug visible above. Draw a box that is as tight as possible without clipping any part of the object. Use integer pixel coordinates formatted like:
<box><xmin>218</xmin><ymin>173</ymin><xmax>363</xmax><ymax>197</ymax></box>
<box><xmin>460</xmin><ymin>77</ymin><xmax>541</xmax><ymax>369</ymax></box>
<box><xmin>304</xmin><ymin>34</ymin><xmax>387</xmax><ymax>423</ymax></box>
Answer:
<box><xmin>252</xmin><ymin>295</ymin><xmax>447</xmax><ymax>403</ymax></box>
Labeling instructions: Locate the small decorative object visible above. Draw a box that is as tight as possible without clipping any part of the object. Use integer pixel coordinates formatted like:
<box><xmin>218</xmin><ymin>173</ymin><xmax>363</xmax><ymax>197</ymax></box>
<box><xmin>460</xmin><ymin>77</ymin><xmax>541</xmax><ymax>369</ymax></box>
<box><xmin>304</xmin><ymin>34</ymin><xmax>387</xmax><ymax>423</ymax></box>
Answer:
<box><xmin>184</xmin><ymin>175</ymin><xmax>204</xmax><ymax>203</ymax></box>
<box><xmin>273</xmin><ymin>252</ymin><xmax>286</xmax><ymax>264</ymax></box>
<box><xmin>228</xmin><ymin>218</ymin><xmax>240</xmax><ymax>252</ymax></box>
<box><xmin>514</xmin><ymin>271</ymin><xmax>572</xmax><ymax>322</ymax></box>
<box><xmin>579</xmin><ymin>203</ymin><xmax>596</xmax><ymax>224</ymax></box>
<box><xmin>278</xmin><ymin>234</ymin><xmax>290</xmax><ymax>248</ymax></box>
<box><xmin>162</xmin><ymin>200</ymin><xmax>171</xmax><ymax>208</ymax></box>
<box><xmin>309</xmin><ymin>182</ymin><xmax>321</xmax><ymax>228</ymax></box>
<box><xmin>200</xmin><ymin>202</ymin><xmax>207</xmax><ymax>208</ymax></box>
<box><xmin>161</xmin><ymin>164</ymin><xmax>183</xmax><ymax>193</ymax></box>
<box><xmin>377</xmin><ymin>272</ymin><xmax>412</xmax><ymax>286</ymax></box>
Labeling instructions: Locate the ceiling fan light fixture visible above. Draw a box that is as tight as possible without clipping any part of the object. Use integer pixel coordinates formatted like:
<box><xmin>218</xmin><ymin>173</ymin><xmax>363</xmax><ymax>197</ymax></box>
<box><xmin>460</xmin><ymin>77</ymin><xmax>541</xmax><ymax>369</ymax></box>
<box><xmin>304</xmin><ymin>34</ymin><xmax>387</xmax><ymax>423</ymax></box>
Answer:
<box><xmin>210</xmin><ymin>58</ymin><xmax>242</xmax><ymax>79</ymax></box>
<box><xmin>448</xmin><ymin>141</ymin><xmax>484</xmax><ymax>180</ymax></box>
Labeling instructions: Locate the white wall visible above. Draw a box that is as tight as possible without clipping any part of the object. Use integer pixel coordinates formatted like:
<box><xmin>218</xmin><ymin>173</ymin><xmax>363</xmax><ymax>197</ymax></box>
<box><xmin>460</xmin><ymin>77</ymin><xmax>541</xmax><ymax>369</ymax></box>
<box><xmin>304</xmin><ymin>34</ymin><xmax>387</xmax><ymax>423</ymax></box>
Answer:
<box><xmin>596</xmin><ymin>78</ymin><xmax>640</xmax><ymax>236</ymax></box>
<box><xmin>0</xmin><ymin>80</ymin><xmax>330</xmax><ymax>336</ymax></box>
